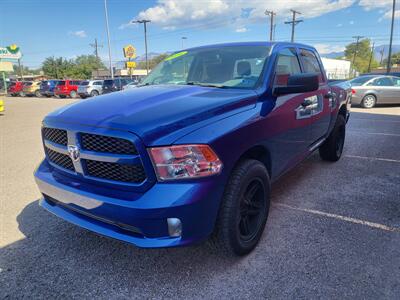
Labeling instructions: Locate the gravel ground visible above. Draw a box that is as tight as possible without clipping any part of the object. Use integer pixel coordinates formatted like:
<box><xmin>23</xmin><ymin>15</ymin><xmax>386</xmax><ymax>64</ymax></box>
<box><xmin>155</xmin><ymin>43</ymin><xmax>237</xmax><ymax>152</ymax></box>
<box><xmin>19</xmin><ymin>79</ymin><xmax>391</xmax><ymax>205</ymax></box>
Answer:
<box><xmin>1</xmin><ymin>97</ymin><xmax>400</xmax><ymax>299</ymax></box>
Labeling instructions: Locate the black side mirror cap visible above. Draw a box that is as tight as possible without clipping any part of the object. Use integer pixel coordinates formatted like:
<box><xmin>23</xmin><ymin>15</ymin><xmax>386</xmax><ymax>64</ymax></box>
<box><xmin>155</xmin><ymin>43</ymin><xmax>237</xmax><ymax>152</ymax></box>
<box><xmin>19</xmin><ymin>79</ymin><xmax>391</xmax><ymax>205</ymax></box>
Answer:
<box><xmin>274</xmin><ymin>73</ymin><xmax>319</xmax><ymax>96</ymax></box>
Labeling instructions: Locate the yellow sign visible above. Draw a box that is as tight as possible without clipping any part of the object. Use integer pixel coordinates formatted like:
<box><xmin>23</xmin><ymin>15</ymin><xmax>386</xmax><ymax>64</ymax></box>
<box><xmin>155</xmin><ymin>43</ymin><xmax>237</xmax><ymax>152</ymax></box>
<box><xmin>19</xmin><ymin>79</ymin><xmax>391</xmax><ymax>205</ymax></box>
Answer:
<box><xmin>123</xmin><ymin>45</ymin><xmax>136</xmax><ymax>59</ymax></box>
<box><xmin>0</xmin><ymin>61</ymin><xmax>13</xmax><ymax>72</ymax></box>
<box><xmin>126</xmin><ymin>61</ymin><xmax>136</xmax><ymax>68</ymax></box>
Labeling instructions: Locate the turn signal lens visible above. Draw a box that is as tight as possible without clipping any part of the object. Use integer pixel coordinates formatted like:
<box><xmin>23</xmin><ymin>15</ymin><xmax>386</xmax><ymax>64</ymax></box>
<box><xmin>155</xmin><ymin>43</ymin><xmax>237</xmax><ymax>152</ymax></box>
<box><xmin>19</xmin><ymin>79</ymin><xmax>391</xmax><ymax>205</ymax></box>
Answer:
<box><xmin>148</xmin><ymin>145</ymin><xmax>223</xmax><ymax>181</ymax></box>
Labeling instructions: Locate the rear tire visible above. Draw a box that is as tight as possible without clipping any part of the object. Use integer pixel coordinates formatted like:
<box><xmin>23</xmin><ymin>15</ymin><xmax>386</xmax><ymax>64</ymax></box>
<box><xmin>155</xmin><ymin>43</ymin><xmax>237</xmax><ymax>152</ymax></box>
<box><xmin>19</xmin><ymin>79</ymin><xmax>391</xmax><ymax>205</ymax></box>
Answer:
<box><xmin>90</xmin><ymin>90</ymin><xmax>99</xmax><ymax>97</ymax></box>
<box><xmin>35</xmin><ymin>90</ymin><xmax>41</xmax><ymax>98</ymax></box>
<box><xmin>69</xmin><ymin>91</ymin><xmax>77</xmax><ymax>98</ymax></box>
<box><xmin>319</xmin><ymin>115</ymin><xmax>346</xmax><ymax>162</ymax></box>
<box><xmin>211</xmin><ymin>159</ymin><xmax>270</xmax><ymax>256</ymax></box>
<box><xmin>361</xmin><ymin>94</ymin><xmax>376</xmax><ymax>108</ymax></box>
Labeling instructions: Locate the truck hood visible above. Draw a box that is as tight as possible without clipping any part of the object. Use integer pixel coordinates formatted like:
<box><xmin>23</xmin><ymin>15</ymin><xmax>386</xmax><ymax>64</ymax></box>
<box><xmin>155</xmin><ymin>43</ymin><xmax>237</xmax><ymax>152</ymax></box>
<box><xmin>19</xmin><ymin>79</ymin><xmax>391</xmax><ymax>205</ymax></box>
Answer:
<box><xmin>45</xmin><ymin>85</ymin><xmax>258</xmax><ymax>145</ymax></box>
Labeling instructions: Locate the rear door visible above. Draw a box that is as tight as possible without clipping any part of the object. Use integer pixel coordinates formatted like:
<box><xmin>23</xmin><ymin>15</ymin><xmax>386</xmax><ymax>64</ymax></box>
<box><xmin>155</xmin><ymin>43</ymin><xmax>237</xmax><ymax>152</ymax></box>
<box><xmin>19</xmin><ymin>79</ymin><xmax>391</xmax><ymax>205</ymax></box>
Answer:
<box><xmin>298</xmin><ymin>48</ymin><xmax>331</xmax><ymax>143</ymax></box>
<box><xmin>269</xmin><ymin>47</ymin><xmax>313</xmax><ymax>175</ymax></box>
<box><xmin>367</xmin><ymin>77</ymin><xmax>398</xmax><ymax>103</ymax></box>
<box><xmin>391</xmin><ymin>77</ymin><xmax>400</xmax><ymax>104</ymax></box>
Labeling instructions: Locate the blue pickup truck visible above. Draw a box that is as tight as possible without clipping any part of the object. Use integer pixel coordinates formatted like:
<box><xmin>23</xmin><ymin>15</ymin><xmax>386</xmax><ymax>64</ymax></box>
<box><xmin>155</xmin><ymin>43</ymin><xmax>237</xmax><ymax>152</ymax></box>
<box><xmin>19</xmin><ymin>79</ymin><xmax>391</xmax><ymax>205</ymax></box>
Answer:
<box><xmin>34</xmin><ymin>42</ymin><xmax>351</xmax><ymax>255</ymax></box>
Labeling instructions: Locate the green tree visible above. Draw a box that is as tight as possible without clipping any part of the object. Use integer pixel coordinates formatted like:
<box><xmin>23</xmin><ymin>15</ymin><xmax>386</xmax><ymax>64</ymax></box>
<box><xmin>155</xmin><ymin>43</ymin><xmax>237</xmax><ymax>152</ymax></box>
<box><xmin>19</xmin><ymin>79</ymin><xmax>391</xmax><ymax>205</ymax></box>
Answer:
<box><xmin>42</xmin><ymin>55</ymin><xmax>106</xmax><ymax>79</ymax></box>
<box><xmin>382</xmin><ymin>52</ymin><xmax>400</xmax><ymax>66</ymax></box>
<box><xmin>11</xmin><ymin>64</ymin><xmax>41</xmax><ymax>76</ymax></box>
<box><xmin>344</xmin><ymin>39</ymin><xmax>379</xmax><ymax>74</ymax></box>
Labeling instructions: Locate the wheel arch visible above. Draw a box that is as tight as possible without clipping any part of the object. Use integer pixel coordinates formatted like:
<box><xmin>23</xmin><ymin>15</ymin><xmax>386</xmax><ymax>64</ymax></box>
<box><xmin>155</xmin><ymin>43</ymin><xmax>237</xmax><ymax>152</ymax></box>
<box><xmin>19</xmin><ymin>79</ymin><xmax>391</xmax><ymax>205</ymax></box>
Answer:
<box><xmin>237</xmin><ymin>145</ymin><xmax>272</xmax><ymax>177</ymax></box>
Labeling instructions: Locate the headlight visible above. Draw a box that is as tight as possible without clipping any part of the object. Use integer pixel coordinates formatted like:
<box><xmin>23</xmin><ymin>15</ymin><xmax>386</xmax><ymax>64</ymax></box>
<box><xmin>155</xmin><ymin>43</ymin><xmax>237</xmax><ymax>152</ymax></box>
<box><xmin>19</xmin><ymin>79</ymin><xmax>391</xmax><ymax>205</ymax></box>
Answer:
<box><xmin>148</xmin><ymin>144</ymin><xmax>223</xmax><ymax>181</ymax></box>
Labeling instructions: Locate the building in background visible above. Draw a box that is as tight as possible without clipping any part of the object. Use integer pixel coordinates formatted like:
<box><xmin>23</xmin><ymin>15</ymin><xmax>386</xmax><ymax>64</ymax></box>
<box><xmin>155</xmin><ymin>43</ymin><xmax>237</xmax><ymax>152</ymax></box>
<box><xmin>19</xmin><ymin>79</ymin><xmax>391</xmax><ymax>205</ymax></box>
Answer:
<box><xmin>320</xmin><ymin>58</ymin><xmax>351</xmax><ymax>80</ymax></box>
<box><xmin>93</xmin><ymin>69</ymin><xmax>149</xmax><ymax>81</ymax></box>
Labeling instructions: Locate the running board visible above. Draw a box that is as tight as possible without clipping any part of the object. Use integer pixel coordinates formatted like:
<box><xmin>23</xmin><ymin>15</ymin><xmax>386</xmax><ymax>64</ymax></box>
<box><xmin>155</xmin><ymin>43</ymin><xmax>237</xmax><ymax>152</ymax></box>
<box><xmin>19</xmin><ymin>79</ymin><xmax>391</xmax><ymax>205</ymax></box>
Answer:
<box><xmin>309</xmin><ymin>137</ymin><xmax>326</xmax><ymax>152</ymax></box>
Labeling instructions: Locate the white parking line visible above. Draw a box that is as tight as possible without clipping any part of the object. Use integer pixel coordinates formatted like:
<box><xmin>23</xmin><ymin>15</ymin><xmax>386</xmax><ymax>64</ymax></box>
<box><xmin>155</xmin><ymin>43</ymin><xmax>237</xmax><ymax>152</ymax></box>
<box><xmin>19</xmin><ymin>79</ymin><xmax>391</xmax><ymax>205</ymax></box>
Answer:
<box><xmin>351</xmin><ymin>118</ymin><xmax>400</xmax><ymax>123</ymax></box>
<box><xmin>344</xmin><ymin>155</ymin><xmax>400</xmax><ymax>163</ymax></box>
<box><xmin>273</xmin><ymin>203</ymin><xmax>400</xmax><ymax>233</ymax></box>
<box><xmin>348</xmin><ymin>131</ymin><xmax>400</xmax><ymax>137</ymax></box>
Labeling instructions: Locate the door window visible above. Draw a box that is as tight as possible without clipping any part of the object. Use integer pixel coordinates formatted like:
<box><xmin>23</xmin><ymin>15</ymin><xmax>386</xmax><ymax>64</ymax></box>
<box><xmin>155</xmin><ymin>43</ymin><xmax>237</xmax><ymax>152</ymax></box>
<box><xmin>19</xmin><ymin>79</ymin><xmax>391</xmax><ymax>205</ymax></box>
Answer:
<box><xmin>300</xmin><ymin>49</ymin><xmax>324</xmax><ymax>82</ymax></box>
<box><xmin>274</xmin><ymin>48</ymin><xmax>301</xmax><ymax>86</ymax></box>
<box><xmin>368</xmin><ymin>77</ymin><xmax>394</xmax><ymax>86</ymax></box>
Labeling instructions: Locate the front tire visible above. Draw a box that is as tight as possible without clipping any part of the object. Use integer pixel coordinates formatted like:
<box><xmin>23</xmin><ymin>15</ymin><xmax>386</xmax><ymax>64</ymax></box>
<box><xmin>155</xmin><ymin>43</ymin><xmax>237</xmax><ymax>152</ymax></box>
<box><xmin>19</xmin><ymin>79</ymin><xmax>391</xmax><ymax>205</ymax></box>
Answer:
<box><xmin>35</xmin><ymin>90</ymin><xmax>41</xmax><ymax>97</ymax></box>
<box><xmin>319</xmin><ymin>115</ymin><xmax>346</xmax><ymax>162</ymax></box>
<box><xmin>69</xmin><ymin>91</ymin><xmax>77</xmax><ymax>98</ymax></box>
<box><xmin>361</xmin><ymin>94</ymin><xmax>376</xmax><ymax>108</ymax></box>
<box><xmin>212</xmin><ymin>159</ymin><xmax>270</xmax><ymax>256</ymax></box>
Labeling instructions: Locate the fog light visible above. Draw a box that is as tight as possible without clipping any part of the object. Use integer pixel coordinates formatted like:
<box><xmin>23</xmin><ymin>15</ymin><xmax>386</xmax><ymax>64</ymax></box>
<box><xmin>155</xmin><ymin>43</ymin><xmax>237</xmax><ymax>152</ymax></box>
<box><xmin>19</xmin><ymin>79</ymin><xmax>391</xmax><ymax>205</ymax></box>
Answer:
<box><xmin>167</xmin><ymin>218</ymin><xmax>182</xmax><ymax>237</ymax></box>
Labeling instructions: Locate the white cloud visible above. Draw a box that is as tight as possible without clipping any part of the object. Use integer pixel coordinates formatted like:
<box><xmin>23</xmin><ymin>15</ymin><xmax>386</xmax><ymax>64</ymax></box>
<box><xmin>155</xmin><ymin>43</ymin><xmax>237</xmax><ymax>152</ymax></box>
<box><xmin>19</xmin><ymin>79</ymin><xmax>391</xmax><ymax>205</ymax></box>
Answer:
<box><xmin>68</xmin><ymin>30</ymin><xmax>87</xmax><ymax>38</ymax></box>
<box><xmin>349</xmin><ymin>20</ymin><xmax>354</xmax><ymax>24</ymax></box>
<box><xmin>235</xmin><ymin>27</ymin><xmax>248</xmax><ymax>33</ymax></box>
<box><xmin>121</xmin><ymin>0</ymin><xmax>355</xmax><ymax>30</ymax></box>
<box><xmin>383</xmin><ymin>9</ymin><xmax>400</xmax><ymax>19</ymax></box>
<box><xmin>359</xmin><ymin>0</ymin><xmax>393</xmax><ymax>11</ymax></box>
<box><xmin>314</xmin><ymin>43</ymin><xmax>345</xmax><ymax>54</ymax></box>
<box><xmin>336</xmin><ymin>23</ymin><xmax>343</xmax><ymax>27</ymax></box>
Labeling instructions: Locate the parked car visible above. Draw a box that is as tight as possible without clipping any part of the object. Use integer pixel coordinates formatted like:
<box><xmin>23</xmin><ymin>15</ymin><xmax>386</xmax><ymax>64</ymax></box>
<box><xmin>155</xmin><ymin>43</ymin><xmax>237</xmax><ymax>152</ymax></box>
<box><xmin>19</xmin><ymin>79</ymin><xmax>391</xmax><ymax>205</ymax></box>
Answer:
<box><xmin>54</xmin><ymin>80</ymin><xmax>81</xmax><ymax>98</ymax></box>
<box><xmin>8</xmin><ymin>81</ymin><xmax>29</xmax><ymax>96</ymax></box>
<box><xmin>349</xmin><ymin>75</ymin><xmax>400</xmax><ymax>108</ymax></box>
<box><xmin>40</xmin><ymin>80</ymin><xmax>59</xmax><ymax>97</ymax></box>
<box><xmin>362</xmin><ymin>72</ymin><xmax>400</xmax><ymax>77</ymax></box>
<box><xmin>23</xmin><ymin>81</ymin><xmax>42</xmax><ymax>97</ymax></box>
<box><xmin>122</xmin><ymin>81</ymin><xmax>139</xmax><ymax>90</ymax></box>
<box><xmin>34</xmin><ymin>42</ymin><xmax>351</xmax><ymax>256</ymax></box>
<box><xmin>102</xmin><ymin>78</ymin><xmax>131</xmax><ymax>94</ymax></box>
<box><xmin>77</xmin><ymin>80</ymin><xmax>103</xmax><ymax>98</ymax></box>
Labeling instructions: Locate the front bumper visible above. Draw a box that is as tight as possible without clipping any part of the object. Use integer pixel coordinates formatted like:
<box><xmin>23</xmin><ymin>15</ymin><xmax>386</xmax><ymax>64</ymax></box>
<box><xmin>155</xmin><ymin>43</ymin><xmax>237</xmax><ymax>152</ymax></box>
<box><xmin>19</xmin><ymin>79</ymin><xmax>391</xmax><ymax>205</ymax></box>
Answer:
<box><xmin>34</xmin><ymin>160</ymin><xmax>225</xmax><ymax>248</ymax></box>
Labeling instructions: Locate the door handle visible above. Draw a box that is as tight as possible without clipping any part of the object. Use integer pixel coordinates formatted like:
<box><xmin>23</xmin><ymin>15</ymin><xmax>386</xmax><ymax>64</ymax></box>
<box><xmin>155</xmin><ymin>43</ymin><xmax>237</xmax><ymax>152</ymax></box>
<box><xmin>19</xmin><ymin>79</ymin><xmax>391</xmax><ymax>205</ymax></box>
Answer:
<box><xmin>324</xmin><ymin>92</ymin><xmax>334</xmax><ymax>99</ymax></box>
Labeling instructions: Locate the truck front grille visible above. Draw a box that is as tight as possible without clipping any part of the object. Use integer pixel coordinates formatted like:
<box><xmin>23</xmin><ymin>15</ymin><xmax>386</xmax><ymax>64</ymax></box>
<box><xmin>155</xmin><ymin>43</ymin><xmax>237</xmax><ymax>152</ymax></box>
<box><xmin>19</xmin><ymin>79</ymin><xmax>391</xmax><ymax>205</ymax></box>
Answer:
<box><xmin>85</xmin><ymin>160</ymin><xmax>146</xmax><ymax>183</ymax></box>
<box><xmin>42</xmin><ymin>127</ymin><xmax>147</xmax><ymax>185</ymax></box>
<box><xmin>42</xmin><ymin>127</ymin><xmax>68</xmax><ymax>145</ymax></box>
<box><xmin>45</xmin><ymin>148</ymin><xmax>74</xmax><ymax>171</ymax></box>
<box><xmin>81</xmin><ymin>133</ymin><xmax>137</xmax><ymax>155</ymax></box>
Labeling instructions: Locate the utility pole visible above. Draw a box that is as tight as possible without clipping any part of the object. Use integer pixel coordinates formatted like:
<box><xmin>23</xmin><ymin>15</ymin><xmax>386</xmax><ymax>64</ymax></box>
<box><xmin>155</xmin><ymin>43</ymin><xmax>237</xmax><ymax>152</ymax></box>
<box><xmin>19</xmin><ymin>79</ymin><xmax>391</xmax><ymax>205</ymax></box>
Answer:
<box><xmin>90</xmin><ymin>38</ymin><xmax>103</xmax><ymax>78</ymax></box>
<box><xmin>386</xmin><ymin>0</ymin><xmax>396</xmax><ymax>73</ymax></box>
<box><xmin>285</xmin><ymin>10</ymin><xmax>303</xmax><ymax>42</ymax></box>
<box><xmin>379</xmin><ymin>47</ymin><xmax>385</xmax><ymax>66</ymax></box>
<box><xmin>132</xmin><ymin>20</ymin><xmax>151</xmax><ymax>74</ymax></box>
<box><xmin>181</xmin><ymin>37</ymin><xmax>187</xmax><ymax>49</ymax></box>
<box><xmin>265</xmin><ymin>10</ymin><xmax>276</xmax><ymax>41</ymax></box>
<box><xmin>104</xmin><ymin>0</ymin><xmax>113</xmax><ymax>78</ymax></box>
<box><xmin>18</xmin><ymin>59</ymin><xmax>23</xmax><ymax>80</ymax></box>
<box><xmin>367</xmin><ymin>41</ymin><xmax>375</xmax><ymax>73</ymax></box>
<box><xmin>351</xmin><ymin>36</ymin><xmax>364</xmax><ymax>76</ymax></box>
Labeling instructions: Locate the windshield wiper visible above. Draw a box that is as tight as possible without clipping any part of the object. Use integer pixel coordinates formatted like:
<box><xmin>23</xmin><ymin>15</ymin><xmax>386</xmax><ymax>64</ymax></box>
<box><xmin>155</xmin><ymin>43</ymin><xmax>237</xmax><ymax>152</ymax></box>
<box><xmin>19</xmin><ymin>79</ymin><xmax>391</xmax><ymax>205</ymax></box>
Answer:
<box><xmin>186</xmin><ymin>81</ymin><xmax>227</xmax><ymax>88</ymax></box>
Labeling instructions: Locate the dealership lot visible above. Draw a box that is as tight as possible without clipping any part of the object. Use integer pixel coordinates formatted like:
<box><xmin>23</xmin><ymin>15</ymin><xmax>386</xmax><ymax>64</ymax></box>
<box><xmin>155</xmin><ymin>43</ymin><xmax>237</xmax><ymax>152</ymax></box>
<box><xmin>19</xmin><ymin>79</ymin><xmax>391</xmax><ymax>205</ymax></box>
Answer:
<box><xmin>1</xmin><ymin>97</ymin><xmax>399</xmax><ymax>298</ymax></box>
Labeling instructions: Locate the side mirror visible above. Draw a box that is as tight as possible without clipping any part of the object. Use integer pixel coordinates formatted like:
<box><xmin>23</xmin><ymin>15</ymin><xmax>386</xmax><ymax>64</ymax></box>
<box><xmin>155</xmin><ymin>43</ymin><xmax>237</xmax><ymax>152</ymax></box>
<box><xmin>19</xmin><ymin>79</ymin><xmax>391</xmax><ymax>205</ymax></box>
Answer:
<box><xmin>274</xmin><ymin>73</ymin><xmax>319</xmax><ymax>96</ymax></box>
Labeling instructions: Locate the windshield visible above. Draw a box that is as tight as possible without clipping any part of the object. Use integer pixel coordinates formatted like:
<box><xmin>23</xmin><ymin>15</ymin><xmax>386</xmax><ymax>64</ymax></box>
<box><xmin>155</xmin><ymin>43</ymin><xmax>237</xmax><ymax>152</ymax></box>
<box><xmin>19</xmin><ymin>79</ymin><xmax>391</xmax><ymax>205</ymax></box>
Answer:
<box><xmin>140</xmin><ymin>45</ymin><xmax>271</xmax><ymax>89</ymax></box>
<box><xmin>57</xmin><ymin>81</ymin><xmax>66</xmax><ymax>86</ymax></box>
<box><xmin>350</xmin><ymin>76</ymin><xmax>375</xmax><ymax>86</ymax></box>
<box><xmin>80</xmin><ymin>81</ymin><xmax>89</xmax><ymax>86</ymax></box>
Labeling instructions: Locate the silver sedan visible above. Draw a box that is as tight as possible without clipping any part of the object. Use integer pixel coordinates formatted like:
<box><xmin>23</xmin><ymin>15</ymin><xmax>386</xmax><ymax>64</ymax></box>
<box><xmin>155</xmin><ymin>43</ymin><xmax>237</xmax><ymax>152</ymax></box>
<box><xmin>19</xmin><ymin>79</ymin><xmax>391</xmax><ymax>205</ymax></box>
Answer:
<box><xmin>349</xmin><ymin>75</ymin><xmax>400</xmax><ymax>108</ymax></box>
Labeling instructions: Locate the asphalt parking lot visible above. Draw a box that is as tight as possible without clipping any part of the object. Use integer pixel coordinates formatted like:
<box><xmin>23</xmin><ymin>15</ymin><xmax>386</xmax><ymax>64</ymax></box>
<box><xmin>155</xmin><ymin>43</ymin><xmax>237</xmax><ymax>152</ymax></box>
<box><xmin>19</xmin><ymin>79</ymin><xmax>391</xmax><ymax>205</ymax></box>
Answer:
<box><xmin>1</xmin><ymin>97</ymin><xmax>399</xmax><ymax>299</ymax></box>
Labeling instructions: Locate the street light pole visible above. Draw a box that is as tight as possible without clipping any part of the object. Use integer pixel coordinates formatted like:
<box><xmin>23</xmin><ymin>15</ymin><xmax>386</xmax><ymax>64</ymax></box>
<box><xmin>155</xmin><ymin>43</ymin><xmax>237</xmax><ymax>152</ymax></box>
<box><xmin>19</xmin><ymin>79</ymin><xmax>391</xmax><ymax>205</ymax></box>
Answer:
<box><xmin>181</xmin><ymin>37</ymin><xmax>187</xmax><ymax>49</ymax></box>
<box><xmin>386</xmin><ymin>0</ymin><xmax>396</xmax><ymax>74</ymax></box>
<box><xmin>104</xmin><ymin>0</ymin><xmax>113</xmax><ymax>78</ymax></box>
<box><xmin>132</xmin><ymin>20</ymin><xmax>151</xmax><ymax>75</ymax></box>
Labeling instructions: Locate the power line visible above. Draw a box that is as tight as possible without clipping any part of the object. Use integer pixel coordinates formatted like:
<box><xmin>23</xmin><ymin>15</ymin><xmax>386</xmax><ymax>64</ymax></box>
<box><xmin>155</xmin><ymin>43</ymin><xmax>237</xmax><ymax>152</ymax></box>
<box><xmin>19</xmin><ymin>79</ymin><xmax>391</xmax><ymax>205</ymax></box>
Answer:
<box><xmin>265</xmin><ymin>10</ymin><xmax>276</xmax><ymax>41</ymax></box>
<box><xmin>284</xmin><ymin>10</ymin><xmax>303</xmax><ymax>42</ymax></box>
<box><xmin>90</xmin><ymin>38</ymin><xmax>103</xmax><ymax>77</ymax></box>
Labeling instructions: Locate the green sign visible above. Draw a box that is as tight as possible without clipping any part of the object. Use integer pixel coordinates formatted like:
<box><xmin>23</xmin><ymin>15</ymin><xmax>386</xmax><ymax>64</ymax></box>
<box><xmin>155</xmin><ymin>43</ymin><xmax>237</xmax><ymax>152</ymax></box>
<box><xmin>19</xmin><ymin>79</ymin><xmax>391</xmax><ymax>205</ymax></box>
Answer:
<box><xmin>0</xmin><ymin>44</ymin><xmax>22</xmax><ymax>60</ymax></box>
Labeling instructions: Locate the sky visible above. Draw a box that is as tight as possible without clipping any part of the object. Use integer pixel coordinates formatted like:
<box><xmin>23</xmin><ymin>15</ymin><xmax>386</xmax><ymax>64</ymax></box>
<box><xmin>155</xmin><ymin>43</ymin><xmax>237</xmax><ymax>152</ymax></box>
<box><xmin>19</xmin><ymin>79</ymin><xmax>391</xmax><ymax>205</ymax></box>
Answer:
<box><xmin>0</xmin><ymin>0</ymin><xmax>399</xmax><ymax>69</ymax></box>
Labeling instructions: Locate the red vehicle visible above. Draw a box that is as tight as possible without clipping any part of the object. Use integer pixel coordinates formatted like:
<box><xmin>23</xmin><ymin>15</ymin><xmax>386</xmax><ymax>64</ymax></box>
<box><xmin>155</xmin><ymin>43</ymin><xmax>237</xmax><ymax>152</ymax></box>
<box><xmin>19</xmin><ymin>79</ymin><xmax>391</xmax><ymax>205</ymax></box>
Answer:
<box><xmin>54</xmin><ymin>80</ymin><xmax>81</xmax><ymax>98</ymax></box>
<box><xmin>8</xmin><ymin>81</ymin><xmax>30</xmax><ymax>96</ymax></box>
